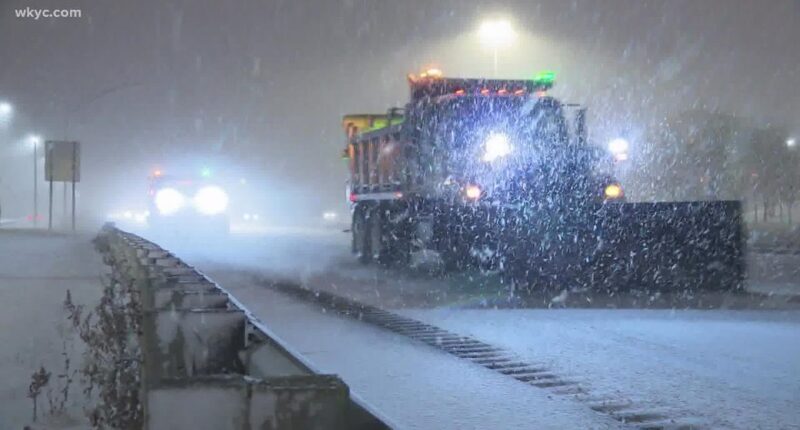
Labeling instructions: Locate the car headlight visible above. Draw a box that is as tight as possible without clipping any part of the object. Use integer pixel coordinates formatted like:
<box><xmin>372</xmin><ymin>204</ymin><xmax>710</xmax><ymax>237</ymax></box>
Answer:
<box><xmin>194</xmin><ymin>186</ymin><xmax>229</xmax><ymax>215</ymax></box>
<box><xmin>155</xmin><ymin>188</ymin><xmax>185</xmax><ymax>215</ymax></box>
<box><xmin>482</xmin><ymin>132</ymin><xmax>512</xmax><ymax>162</ymax></box>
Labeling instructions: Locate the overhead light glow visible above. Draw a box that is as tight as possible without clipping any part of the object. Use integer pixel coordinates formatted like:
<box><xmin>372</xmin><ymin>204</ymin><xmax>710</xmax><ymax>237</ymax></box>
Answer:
<box><xmin>478</xmin><ymin>19</ymin><xmax>516</xmax><ymax>49</ymax></box>
<box><xmin>0</xmin><ymin>102</ymin><xmax>12</xmax><ymax>117</ymax></box>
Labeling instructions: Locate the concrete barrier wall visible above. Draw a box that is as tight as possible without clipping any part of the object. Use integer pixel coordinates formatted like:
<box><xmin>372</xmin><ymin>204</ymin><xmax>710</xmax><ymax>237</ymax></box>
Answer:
<box><xmin>98</xmin><ymin>224</ymin><xmax>389</xmax><ymax>430</ymax></box>
<box><xmin>146</xmin><ymin>375</ymin><xmax>349</xmax><ymax>430</ymax></box>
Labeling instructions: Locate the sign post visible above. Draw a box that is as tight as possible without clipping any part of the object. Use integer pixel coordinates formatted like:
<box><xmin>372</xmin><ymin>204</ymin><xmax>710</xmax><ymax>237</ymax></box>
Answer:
<box><xmin>44</xmin><ymin>141</ymin><xmax>80</xmax><ymax>231</ymax></box>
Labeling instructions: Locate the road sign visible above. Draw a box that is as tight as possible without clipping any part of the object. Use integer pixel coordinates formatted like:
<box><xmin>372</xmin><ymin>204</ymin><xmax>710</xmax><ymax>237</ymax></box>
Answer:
<box><xmin>45</xmin><ymin>140</ymin><xmax>80</xmax><ymax>182</ymax></box>
<box><xmin>44</xmin><ymin>140</ymin><xmax>80</xmax><ymax>231</ymax></box>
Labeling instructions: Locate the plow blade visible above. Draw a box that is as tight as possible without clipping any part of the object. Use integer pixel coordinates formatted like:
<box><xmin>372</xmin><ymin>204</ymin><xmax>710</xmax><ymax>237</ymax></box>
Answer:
<box><xmin>487</xmin><ymin>200</ymin><xmax>746</xmax><ymax>293</ymax></box>
<box><xmin>587</xmin><ymin>200</ymin><xmax>746</xmax><ymax>292</ymax></box>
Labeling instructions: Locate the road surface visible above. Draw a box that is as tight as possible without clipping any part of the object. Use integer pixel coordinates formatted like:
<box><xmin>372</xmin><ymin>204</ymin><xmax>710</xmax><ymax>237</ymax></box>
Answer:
<box><xmin>146</xmin><ymin>226</ymin><xmax>800</xmax><ymax>429</ymax></box>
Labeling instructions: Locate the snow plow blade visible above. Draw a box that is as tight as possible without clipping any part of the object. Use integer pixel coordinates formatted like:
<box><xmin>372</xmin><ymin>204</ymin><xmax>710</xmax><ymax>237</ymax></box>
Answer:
<box><xmin>586</xmin><ymin>200</ymin><xmax>746</xmax><ymax>292</ymax></box>
<box><xmin>491</xmin><ymin>200</ymin><xmax>746</xmax><ymax>293</ymax></box>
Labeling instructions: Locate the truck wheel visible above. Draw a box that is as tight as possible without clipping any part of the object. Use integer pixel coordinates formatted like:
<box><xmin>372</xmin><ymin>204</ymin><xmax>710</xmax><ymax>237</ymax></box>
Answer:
<box><xmin>352</xmin><ymin>208</ymin><xmax>372</xmax><ymax>264</ymax></box>
<box><xmin>369</xmin><ymin>208</ymin><xmax>386</xmax><ymax>264</ymax></box>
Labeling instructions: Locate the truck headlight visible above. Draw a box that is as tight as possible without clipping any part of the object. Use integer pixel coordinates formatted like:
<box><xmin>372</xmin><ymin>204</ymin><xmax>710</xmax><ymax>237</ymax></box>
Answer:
<box><xmin>194</xmin><ymin>186</ymin><xmax>229</xmax><ymax>215</ymax></box>
<box><xmin>604</xmin><ymin>183</ymin><xmax>623</xmax><ymax>200</ymax></box>
<box><xmin>155</xmin><ymin>188</ymin><xmax>186</xmax><ymax>215</ymax></box>
<box><xmin>482</xmin><ymin>132</ymin><xmax>512</xmax><ymax>162</ymax></box>
<box><xmin>608</xmin><ymin>138</ymin><xmax>629</xmax><ymax>161</ymax></box>
<box><xmin>464</xmin><ymin>184</ymin><xmax>482</xmax><ymax>200</ymax></box>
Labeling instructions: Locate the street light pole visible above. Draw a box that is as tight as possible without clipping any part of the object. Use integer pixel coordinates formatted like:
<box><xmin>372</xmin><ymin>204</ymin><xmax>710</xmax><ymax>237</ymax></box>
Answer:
<box><xmin>493</xmin><ymin>48</ymin><xmax>498</xmax><ymax>77</ymax></box>
<box><xmin>28</xmin><ymin>135</ymin><xmax>42</xmax><ymax>226</ymax></box>
<box><xmin>33</xmin><ymin>140</ymin><xmax>37</xmax><ymax>226</ymax></box>
<box><xmin>0</xmin><ymin>101</ymin><xmax>14</xmax><ymax>226</ymax></box>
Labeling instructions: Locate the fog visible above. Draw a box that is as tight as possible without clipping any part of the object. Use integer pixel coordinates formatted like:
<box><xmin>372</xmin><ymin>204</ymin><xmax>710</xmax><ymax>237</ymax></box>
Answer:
<box><xmin>1</xmin><ymin>0</ymin><xmax>798</xmax><ymax>227</ymax></box>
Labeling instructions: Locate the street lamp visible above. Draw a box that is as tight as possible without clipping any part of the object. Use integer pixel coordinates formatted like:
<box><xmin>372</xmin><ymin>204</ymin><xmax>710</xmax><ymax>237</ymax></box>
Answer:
<box><xmin>0</xmin><ymin>101</ymin><xmax>12</xmax><ymax>125</ymax></box>
<box><xmin>787</xmin><ymin>138</ymin><xmax>796</xmax><ymax>148</ymax></box>
<box><xmin>28</xmin><ymin>134</ymin><xmax>42</xmax><ymax>226</ymax></box>
<box><xmin>0</xmin><ymin>101</ymin><xmax>12</xmax><ymax>117</ymax></box>
<box><xmin>478</xmin><ymin>19</ymin><xmax>516</xmax><ymax>77</ymax></box>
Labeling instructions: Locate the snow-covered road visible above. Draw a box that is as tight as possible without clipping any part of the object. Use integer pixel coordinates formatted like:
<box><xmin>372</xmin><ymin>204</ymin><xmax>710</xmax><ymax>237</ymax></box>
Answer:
<box><xmin>142</xmin><ymin>227</ymin><xmax>800</xmax><ymax>429</ymax></box>
<box><xmin>401</xmin><ymin>308</ymin><xmax>800</xmax><ymax>429</ymax></box>
<box><xmin>207</xmin><ymin>271</ymin><xmax>623</xmax><ymax>429</ymax></box>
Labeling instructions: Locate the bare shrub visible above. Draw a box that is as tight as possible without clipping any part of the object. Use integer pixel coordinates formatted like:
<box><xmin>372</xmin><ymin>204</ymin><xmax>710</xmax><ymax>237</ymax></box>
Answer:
<box><xmin>28</xmin><ymin>366</ymin><xmax>51</xmax><ymax>422</ymax></box>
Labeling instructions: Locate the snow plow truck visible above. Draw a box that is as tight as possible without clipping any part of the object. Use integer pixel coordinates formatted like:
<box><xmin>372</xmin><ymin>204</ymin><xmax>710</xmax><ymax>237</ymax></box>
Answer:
<box><xmin>341</xmin><ymin>70</ymin><xmax>745</xmax><ymax>293</ymax></box>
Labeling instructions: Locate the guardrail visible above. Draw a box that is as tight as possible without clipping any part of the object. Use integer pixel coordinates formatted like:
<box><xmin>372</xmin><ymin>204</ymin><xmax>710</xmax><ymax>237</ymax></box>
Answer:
<box><xmin>97</xmin><ymin>224</ymin><xmax>390</xmax><ymax>430</ymax></box>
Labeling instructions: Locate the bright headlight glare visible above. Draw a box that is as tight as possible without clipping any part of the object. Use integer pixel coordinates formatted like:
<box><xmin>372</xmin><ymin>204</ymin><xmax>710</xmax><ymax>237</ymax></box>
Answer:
<box><xmin>604</xmin><ymin>183</ymin><xmax>623</xmax><ymax>200</ymax></box>
<box><xmin>155</xmin><ymin>188</ymin><xmax>185</xmax><ymax>215</ymax></box>
<box><xmin>608</xmin><ymin>138</ymin><xmax>629</xmax><ymax>155</ymax></box>
<box><xmin>482</xmin><ymin>133</ymin><xmax>512</xmax><ymax>162</ymax></box>
<box><xmin>194</xmin><ymin>186</ymin><xmax>229</xmax><ymax>215</ymax></box>
<box><xmin>464</xmin><ymin>184</ymin><xmax>482</xmax><ymax>200</ymax></box>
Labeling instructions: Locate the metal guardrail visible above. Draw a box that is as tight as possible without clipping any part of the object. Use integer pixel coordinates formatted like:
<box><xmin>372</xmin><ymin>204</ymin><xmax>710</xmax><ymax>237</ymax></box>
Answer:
<box><xmin>98</xmin><ymin>224</ymin><xmax>390</xmax><ymax>430</ymax></box>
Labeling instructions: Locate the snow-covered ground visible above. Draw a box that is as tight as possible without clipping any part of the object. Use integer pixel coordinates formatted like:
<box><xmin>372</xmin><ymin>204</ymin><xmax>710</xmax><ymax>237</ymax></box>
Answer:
<box><xmin>0</xmin><ymin>229</ymin><xmax>105</xmax><ymax>429</ymax></box>
<box><xmin>200</xmin><ymin>270</ymin><xmax>624</xmax><ymax>429</ymax></box>
<box><xmin>400</xmin><ymin>308</ymin><xmax>800</xmax><ymax>430</ymax></box>
<box><xmin>148</xmin><ymin>226</ymin><xmax>800</xmax><ymax>429</ymax></box>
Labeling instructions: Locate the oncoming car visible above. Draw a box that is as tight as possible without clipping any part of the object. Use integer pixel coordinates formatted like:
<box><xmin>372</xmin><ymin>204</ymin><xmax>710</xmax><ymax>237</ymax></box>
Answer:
<box><xmin>147</xmin><ymin>169</ymin><xmax>230</xmax><ymax>235</ymax></box>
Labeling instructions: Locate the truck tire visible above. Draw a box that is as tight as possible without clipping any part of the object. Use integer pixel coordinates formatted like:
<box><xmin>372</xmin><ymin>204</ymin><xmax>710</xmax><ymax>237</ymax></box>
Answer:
<box><xmin>369</xmin><ymin>207</ymin><xmax>388</xmax><ymax>264</ymax></box>
<box><xmin>352</xmin><ymin>207</ymin><xmax>372</xmax><ymax>264</ymax></box>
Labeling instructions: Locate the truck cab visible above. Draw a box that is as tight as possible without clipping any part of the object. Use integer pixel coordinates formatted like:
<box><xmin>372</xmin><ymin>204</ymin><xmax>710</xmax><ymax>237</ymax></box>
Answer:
<box><xmin>342</xmin><ymin>71</ymin><xmax>621</xmax><ymax>264</ymax></box>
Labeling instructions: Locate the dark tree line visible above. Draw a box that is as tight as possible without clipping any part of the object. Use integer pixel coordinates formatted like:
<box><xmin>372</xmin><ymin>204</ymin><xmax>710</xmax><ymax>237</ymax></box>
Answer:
<box><xmin>632</xmin><ymin>110</ymin><xmax>798</xmax><ymax>224</ymax></box>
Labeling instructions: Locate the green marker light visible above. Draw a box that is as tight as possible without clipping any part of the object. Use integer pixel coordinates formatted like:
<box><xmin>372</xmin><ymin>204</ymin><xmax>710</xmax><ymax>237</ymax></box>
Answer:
<box><xmin>201</xmin><ymin>167</ymin><xmax>212</xmax><ymax>178</ymax></box>
<box><xmin>533</xmin><ymin>71</ymin><xmax>556</xmax><ymax>87</ymax></box>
